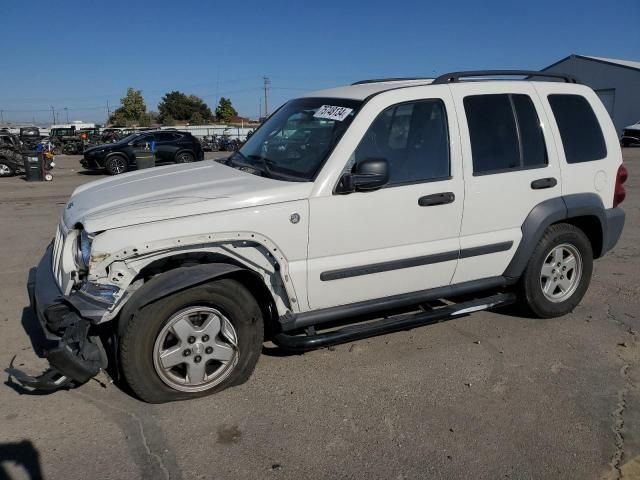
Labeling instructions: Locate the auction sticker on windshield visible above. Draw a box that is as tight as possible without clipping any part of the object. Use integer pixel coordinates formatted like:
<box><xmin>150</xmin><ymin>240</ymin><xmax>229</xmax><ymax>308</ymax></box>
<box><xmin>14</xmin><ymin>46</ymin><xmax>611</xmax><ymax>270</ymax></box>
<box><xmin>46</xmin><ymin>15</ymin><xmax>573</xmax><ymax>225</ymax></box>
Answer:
<box><xmin>313</xmin><ymin>105</ymin><xmax>354</xmax><ymax>122</ymax></box>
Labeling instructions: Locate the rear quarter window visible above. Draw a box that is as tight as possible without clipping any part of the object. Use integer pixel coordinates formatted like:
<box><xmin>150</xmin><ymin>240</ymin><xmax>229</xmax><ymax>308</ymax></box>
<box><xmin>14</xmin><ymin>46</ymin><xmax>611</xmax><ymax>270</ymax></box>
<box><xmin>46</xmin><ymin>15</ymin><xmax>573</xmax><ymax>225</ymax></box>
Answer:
<box><xmin>548</xmin><ymin>94</ymin><xmax>607</xmax><ymax>163</ymax></box>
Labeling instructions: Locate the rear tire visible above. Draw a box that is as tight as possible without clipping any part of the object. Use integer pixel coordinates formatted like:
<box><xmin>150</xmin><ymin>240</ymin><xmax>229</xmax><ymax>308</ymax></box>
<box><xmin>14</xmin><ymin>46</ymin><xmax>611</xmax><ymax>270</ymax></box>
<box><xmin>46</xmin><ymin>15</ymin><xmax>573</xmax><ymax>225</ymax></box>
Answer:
<box><xmin>105</xmin><ymin>155</ymin><xmax>128</xmax><ymax>175</ymax></box>
<box><xmin>517</xmin><ymin>223</ymin><xmax>593</xmax><ymax>318</ymax></box>
<box><xmin>176</xmin><ymin>151</ymin><xmax>195</xmax><ymax>163</ymax></box>
<box><xmin>119</xmin><ymin>279</ymin><xmax>264</xmax><ymax>403</ymax></box>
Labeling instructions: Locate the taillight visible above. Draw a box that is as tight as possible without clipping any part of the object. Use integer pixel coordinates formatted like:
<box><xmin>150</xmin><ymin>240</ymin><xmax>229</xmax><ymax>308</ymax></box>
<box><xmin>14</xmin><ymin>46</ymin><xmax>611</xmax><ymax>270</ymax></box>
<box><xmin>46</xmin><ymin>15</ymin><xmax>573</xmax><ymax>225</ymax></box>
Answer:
<box><xmin>613</xmin><ymin>164</ymin><xmax>628</xmax><ymax>207</ymax></box>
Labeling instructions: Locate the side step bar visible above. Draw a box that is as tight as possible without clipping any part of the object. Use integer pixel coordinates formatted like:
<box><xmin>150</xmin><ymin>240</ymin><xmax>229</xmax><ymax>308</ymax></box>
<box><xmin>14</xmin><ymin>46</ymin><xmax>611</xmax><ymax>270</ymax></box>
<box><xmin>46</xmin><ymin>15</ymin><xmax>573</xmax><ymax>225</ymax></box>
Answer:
<box><xmin>272</xmin><ymin>293</ymin><xmax>516</xmax><ymax>351</ymax></box>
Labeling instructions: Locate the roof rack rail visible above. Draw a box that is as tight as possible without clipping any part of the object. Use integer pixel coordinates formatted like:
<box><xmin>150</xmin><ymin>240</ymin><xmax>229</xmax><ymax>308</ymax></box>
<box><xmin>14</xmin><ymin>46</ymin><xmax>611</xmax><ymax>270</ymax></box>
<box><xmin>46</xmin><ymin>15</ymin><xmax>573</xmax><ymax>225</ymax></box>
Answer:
<box><xmin>432</xmin><ymin>70</ymin><xmax>579</xmax><ymax>84</ymax></box>
<box><xmin>352</xmin><ymin>77</ymin><xmax>433</xmax><ymax>85</ymax></box>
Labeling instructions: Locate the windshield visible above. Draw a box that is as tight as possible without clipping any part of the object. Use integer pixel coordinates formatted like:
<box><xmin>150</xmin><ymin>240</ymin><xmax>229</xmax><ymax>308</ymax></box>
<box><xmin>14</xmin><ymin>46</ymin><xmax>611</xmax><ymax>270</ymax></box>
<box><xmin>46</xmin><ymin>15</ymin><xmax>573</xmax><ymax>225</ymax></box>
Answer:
<box><xmin>235</xmin><ymin>97</ymin><xmax>361</xmax><ymax>181</ymax></box>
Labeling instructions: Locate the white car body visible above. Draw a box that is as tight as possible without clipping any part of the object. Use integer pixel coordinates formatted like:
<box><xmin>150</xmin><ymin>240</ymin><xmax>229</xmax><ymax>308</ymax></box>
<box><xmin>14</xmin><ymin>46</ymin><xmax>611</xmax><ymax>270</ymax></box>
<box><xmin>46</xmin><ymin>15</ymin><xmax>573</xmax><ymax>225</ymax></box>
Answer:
<box><xmin>23</xmin><ymin>72</ymin><xmax>626</xmax><ymax>397</ymax></box>
<box><xmin>55</xmin><ymin>79</ymin><xmax>621</xmax><ymax>320</ymax></box>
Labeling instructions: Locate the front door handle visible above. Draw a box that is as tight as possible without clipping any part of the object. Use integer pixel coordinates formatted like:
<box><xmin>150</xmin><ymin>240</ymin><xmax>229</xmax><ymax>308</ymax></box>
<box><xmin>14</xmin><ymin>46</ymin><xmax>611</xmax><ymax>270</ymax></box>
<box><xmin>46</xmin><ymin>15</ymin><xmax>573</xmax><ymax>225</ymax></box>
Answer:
<box><xmin>418</xmin><ymin>192</ymin><xmax>455</xmax><ymax>207</ymax></box>
<box><xmin>531</xmin><ymin>177</ymin><xmax>557</xmax><ymax>190</ymax></box>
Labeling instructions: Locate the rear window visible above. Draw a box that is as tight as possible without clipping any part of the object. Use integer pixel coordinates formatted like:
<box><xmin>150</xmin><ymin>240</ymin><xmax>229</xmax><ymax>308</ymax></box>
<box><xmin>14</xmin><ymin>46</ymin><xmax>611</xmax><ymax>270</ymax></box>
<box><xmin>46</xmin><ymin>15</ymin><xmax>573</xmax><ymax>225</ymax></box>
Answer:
<box><xmin>548</xmin><ymin>94</ymin><xmax>607</xmax><ymax>163</ymax></box>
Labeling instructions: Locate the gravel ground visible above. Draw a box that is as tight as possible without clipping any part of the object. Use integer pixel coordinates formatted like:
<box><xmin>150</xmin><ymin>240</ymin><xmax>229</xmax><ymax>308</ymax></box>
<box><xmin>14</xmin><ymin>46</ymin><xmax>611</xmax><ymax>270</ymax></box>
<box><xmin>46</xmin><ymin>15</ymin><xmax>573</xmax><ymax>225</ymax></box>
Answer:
<box><xmin>0</xmin><ymin>150</ymin><xmax>639</xmax><ymax>480</ymax></box>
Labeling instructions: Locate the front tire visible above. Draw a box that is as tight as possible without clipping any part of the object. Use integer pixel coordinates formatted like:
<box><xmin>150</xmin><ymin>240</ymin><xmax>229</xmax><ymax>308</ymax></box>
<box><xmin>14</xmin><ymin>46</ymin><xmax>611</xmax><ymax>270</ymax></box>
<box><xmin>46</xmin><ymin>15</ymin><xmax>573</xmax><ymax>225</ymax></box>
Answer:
<box><xmin>518</xmin><ymin>223</ymin><xmax>593</xmax><ymax>318</ymax></box>
<box><xmin>105</xmin><ymin>155</ymin><xmax>128</xmax><ymax>175</ymax></box>
<box><xmin>119</xmin><ymin>279</ymin><xmax>264</xmax><ymax>403</ymax></box>
<box><xmin>0</xmin><ymin>160</ymin><xmax>15</xmax><ymax>177</ymax></box>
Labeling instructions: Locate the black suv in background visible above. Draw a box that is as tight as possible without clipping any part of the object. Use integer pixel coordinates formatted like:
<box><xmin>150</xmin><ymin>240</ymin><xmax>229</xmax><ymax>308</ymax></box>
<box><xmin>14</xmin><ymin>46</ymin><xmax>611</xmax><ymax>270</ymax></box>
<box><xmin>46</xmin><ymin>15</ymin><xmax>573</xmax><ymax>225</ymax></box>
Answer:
<box><xmin>81</xmin><ymin>130</ymin><xmax>204</xmax><ymax>175</ymax></box>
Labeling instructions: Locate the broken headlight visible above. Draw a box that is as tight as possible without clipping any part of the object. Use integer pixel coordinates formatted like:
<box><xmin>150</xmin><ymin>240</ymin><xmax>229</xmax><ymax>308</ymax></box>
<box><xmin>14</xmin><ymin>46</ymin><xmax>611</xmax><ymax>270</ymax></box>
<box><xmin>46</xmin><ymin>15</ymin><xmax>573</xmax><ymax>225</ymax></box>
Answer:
<box><xmin>74</xmin><ymin>229</ymin><xmax>92</xmax><ymax>271</ymax></box>
<box><xmin>79</xmin><ymin>282</ymin><xmax>120</xmax><ymax>304</ymax></box>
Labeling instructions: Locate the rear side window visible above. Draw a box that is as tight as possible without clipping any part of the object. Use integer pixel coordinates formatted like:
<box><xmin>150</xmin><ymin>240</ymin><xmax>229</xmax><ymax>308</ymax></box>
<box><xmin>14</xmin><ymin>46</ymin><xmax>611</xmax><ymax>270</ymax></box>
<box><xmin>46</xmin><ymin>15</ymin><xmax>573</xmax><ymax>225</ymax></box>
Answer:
<box><xmin>548</xmin><ymin>94</ymin><xmax>607</xmax><ymax>163</ymax></box>
<box><xmin>464</xmin><ymin>94</ymin><xmax>547</xmax><ymax>175</ymax></box>
<box><xmin>156</xmin><ymin>132</ymin><xmax>178</xmax><ymax>142</ymax></box>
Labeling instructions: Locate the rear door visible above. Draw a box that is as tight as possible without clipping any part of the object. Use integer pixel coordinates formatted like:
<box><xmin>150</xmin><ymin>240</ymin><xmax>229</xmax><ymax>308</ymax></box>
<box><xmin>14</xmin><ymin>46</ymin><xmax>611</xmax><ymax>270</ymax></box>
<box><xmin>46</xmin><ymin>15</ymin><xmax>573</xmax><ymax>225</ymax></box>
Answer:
<box><xmin>449</xmin><ymin>82</ymin><xmax>562</xmax><ymax>283</ymax></box>
<box><xmin>154</xmin><ymin>131</ymin><xmax>179</xmax><ymax>163</ymax></box>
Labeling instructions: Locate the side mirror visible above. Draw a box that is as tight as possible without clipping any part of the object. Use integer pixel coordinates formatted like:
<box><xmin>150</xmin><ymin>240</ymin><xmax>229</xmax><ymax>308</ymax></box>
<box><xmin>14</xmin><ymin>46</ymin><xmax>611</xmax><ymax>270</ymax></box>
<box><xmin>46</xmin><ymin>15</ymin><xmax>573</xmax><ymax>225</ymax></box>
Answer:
<box><xmin>336</xmin><ymin>158</ymin><xmax>389</xmax><ymax>194</ymax></box>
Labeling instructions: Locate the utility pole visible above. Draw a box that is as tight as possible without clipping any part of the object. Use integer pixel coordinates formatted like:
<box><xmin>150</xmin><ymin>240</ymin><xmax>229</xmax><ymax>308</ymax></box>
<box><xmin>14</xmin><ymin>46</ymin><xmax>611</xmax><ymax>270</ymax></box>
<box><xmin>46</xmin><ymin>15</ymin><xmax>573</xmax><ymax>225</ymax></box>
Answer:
<box><xmin>263</xmin><ymin>76</ymin><xmax>270</xmax><ymax>117</ymax></box>
<box><xmin>106</xmin><ymin>100</ymin><xmax>111</xmax><ymax>125</ymax></box>
<box><xmin>50</xmin><ymin>105</ymin><xmax>55</xmax><ymax>125</ymax></box>
<box><xmin>0</xmin><ymin>109</ymin><xmax>4</xmax><ymax>125</ymax></box>
<box><xmin>259</xmin><ymin>97</ymin><xmax>262</xmax><ymax>120</ymax></box>
<box><xmin>56</xmin><ymin>112</ymin><xmax>60</xmax><ymax>124</ymax></box>
<box><xmin>64</xmin><ymin>107</ymin><xmax>69</xmax><ymax>123</ymax></box>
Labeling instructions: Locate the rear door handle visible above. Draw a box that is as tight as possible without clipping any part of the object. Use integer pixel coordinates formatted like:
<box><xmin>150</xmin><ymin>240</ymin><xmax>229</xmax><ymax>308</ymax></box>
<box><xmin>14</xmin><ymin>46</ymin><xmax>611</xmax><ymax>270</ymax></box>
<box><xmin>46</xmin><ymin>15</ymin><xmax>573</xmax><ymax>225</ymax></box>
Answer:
<box><xmin>531</xmin><ymin>177</ymin><xmax>557</xmax><ymax>189</ymax></box>
<box><xmin>418</xmin><ymin>192</ymin><xmax>455</xmax><ymax>207</ymax></box>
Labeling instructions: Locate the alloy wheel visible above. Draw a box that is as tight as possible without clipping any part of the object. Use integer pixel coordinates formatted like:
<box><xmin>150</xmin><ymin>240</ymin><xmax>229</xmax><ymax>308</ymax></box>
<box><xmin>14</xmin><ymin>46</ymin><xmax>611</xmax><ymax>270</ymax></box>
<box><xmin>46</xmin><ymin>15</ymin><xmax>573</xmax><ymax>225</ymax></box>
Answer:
<box><xmin>539</xmin><ymin>243</ymin><xmax>583</xmax><ymax>303</ymax></box>
<box><xmin>152</xmin><ymin>306</ymin><xmax>239</xmax><ymax>392</ymax></box>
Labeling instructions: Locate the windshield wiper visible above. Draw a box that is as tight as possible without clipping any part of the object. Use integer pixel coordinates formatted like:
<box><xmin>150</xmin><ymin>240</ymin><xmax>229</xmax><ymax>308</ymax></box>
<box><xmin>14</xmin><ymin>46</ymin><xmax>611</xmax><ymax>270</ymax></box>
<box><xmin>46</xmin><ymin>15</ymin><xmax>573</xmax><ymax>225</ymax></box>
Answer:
<box><xmin>228</xmin><ymin>151</ymin><xmax>270</xmax><ymax>177</ymax></box>
<box><xmin>247</xmin><ymin>154</ymin><xmax>275</xmax><ymax>177</ymax></box>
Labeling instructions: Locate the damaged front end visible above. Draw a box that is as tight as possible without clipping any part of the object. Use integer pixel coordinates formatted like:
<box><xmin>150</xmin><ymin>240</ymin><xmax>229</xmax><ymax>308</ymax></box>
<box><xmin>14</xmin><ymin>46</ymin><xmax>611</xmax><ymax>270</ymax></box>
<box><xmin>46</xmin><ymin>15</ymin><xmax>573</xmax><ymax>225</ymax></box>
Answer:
<box><xmin>7</xmin><ymin>245</ymin><xmax>108</xmax><ymax>391</ymax></box>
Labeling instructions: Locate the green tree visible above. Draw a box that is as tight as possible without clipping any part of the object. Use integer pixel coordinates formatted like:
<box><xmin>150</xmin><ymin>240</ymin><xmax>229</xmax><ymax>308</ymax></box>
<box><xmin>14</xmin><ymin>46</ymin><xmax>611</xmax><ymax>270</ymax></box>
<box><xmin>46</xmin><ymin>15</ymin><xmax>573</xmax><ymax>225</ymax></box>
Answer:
<box><xmin>109</xmin><ymin>88</ymin><xmax>147</xmax><ymax>126</ymax></box>
<box><xmin>190</xmin><ymin>112</ymin><xmax>205</xmax><ymax>125</ymax></box>
<box><xmin>162</xmin><ymin>115</ymin><xmax>176</xmax><ymax>126</ymax></box>
<box><xmin>215</xmin><ymin>97</ymin><xmax>238</xmax><ymax>123</ymax></box>
<box><xmin>158</xmin><ymin>91</ymin><xmax>212</xmax><ymax>123</ymax></box>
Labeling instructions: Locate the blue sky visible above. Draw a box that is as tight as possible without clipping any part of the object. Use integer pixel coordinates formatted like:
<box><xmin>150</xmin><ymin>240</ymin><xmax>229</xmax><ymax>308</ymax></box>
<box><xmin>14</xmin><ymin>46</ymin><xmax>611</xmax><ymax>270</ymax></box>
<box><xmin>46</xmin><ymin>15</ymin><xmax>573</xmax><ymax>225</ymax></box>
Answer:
<box><xmin>0</xmin><ymin>0</ymin><xmax>638</xmax><ymax>124</ymax></box>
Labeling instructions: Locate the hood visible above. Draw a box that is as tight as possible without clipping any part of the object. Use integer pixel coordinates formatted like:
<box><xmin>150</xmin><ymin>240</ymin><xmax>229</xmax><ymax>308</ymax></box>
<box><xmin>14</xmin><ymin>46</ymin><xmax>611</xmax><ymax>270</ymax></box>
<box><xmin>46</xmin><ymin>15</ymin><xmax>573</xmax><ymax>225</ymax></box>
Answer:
<box><xmin>84</xmin><ymin>143</ymin><xmax>116</xmax><ymax>153</ymax></box>
<box><xmin>64</xmin><ymin>161</ymin><xmax>313</xmax><ymax>232</ymax></box>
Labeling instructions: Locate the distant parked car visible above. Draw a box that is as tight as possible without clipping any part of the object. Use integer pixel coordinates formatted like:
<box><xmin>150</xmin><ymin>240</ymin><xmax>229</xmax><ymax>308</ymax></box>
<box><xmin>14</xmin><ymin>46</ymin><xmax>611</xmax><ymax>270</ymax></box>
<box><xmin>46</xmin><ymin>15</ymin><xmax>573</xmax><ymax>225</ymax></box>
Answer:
<box><xmin>0</xmin><ymin>132</ymin><xmax>24</xmax><ymax>177</ymax></box>
<box><xmin>621</xmin><ymin>121</ymin><xmax>640</xmax><ymax>147</ymax></box>
<box><xmin>81</xmin><ymin>130</ymin><xmax>205</xmax><ymax>175</ymax></box>
<box><xmin>19</xmin><ymin>127</ymin><xmax>41</xmax><ymax>149</ymax></box>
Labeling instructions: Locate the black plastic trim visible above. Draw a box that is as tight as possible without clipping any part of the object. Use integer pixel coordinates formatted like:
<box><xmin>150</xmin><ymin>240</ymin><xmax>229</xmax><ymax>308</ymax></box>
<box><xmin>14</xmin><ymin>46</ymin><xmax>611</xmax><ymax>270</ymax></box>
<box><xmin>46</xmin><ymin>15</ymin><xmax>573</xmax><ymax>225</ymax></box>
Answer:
<box><xmin>459</xmin><ymin>241</ymin><xmax>513</xmax><ymax>259</ymax></box>
<box><xmin>120</xmin><ymin>263</ymin><xmax>246</xmax><ymax>314</ymax></box>
<box><xmin>433</xmin><ymin>70</ymin><xmax>578</xmax><ymax>84</ymax></box>
<box><xmin>320</xmin><ymin>251</ymin><xmax>458</xmax><ymax>281</ymax></box>
<box><xmin>320</xmin><ymin>241</ymin><xmax>512</xmax><ymax>282</ymax></box>
<box><xmin>352</xmin><ymin>77</ymin><xmax>434</xmax><ymax>85</ymax></box>
<box><xmin>280</xmin><ymin>276</ymin><xmax>508</xmax><ymax>332</ymax></box>
<box><xmin>603</xmin><ymin>207</ymin><xmax>625</xmax><ymax>254</ymax></box>
<box><xmin>503</xmin><ymin>193</ymin><xmax>611</xmax><ymax>279</ymax></box>
<box><xmin>273</xmin><ymin>293</ymin><xmax>516</xmax><ymax>350</ymax></box>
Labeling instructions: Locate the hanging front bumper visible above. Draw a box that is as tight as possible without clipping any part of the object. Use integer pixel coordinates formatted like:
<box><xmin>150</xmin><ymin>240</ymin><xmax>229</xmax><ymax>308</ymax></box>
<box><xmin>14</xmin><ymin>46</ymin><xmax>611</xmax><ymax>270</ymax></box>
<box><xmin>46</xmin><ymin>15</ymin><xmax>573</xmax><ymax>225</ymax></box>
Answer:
<box><xmin>9</xmin><ymin>245</ymin><xmax>106</xmax><ymax>390</ymax></box>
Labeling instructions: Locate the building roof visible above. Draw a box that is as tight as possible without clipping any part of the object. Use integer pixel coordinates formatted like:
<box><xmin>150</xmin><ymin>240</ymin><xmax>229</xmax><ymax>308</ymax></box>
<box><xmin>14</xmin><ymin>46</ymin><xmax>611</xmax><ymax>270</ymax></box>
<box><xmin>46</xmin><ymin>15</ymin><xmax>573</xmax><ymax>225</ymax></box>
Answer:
<box><xmin>543</xmin><ymin>54</ymin><xmax>640</xmax><ymax>72</ymax></box>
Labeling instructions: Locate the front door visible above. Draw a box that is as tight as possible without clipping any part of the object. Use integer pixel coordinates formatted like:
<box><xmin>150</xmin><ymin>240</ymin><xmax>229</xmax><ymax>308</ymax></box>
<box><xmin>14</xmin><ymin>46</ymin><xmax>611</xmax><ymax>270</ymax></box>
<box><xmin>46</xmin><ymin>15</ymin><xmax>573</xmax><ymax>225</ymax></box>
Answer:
<box><xmin>306</xmin><ymin>86</ymin><xmax>464</xmax><ymax>310</ymax></box>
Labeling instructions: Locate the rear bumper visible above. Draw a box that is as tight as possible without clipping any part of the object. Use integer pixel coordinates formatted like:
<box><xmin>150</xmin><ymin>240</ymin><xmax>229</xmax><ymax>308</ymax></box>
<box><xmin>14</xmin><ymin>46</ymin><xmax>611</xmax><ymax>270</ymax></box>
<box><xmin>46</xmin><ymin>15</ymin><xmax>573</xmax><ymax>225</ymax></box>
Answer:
<box><xmin>24</xmin><ymin>245</ymin><xmax>105</xmax><ymax>384</ymax></box>
<box><xmin>603</xmin><ymin>207</ymin><xmax>625</xmax><ymax>255</ymax></box>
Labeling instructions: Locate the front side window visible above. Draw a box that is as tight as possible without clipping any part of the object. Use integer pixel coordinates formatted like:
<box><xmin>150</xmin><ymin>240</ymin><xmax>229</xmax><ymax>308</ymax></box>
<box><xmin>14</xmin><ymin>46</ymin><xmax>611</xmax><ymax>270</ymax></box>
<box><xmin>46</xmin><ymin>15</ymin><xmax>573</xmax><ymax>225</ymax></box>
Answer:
<box><xmin>132</xmin><ymin>135</ymin><xmax>152</xmax><ymax>147</ymax></box>
<box><xmin>464</xmin><ymin>94</ymin><xmax>547</xmax><ymax>175</ymax></box>
<box><xmin>350</xmin><ymin>99</ymin><xmax>450</xmax><ymax>185</ymax></box>
<box><xmin>548</xmin><ymin>94</ymin><xmax>607</xmax><ymax>163</ymax></box>
<box><xmin>233</xmin><ymin>97</ymin><xmax>361</xmax><ymax>181</ymax></box>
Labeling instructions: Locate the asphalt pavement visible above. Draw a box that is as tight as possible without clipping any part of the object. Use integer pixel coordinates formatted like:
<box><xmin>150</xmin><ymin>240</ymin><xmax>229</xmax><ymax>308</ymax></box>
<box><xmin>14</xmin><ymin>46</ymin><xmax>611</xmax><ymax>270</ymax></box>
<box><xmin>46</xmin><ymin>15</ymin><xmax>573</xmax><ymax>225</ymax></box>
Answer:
<box><xmin>0</xmin><ymin>150</ymin><xmax>639</xmax><ymax>480</ymax></box>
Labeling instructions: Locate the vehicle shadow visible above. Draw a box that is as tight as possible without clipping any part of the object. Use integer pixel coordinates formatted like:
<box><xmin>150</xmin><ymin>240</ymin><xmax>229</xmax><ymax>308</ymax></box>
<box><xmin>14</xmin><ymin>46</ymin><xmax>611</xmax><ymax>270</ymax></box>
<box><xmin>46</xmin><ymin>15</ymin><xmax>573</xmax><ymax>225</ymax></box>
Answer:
<box><xmin>0</xmin><ymin>440</ymin><xmax>44</xmax><ymax>480</ymax></box>
<box><xmin>20</xmin><ymin>307</ymin><xmax>50</xmax><ymax>358</ymax></box>
<box><xmin>77</xmin><ymin>170</ymin><xmax>105</xmax><ymax>176</ymax></box>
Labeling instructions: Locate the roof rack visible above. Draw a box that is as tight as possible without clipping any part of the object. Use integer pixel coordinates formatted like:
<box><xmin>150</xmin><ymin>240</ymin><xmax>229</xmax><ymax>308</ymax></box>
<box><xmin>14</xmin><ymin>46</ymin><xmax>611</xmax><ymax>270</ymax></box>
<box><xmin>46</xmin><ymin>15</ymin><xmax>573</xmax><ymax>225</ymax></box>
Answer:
<box><xmin>351</xmin><ymin>77</ymin><xmax>434</xmax><ymax>85</ymax></box>
<box><xmin>432</xmin><ymin>70</ymin><xmax>578</xmax><ymax>84</ymax></box>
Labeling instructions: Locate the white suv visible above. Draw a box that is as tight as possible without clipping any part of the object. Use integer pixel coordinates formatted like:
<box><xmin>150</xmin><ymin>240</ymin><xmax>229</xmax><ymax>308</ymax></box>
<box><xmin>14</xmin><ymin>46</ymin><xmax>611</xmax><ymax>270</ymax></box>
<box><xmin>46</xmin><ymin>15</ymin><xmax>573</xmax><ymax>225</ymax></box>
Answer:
<box><xmin>17</xmin><ymin>71</ymin><xmax>627</xmax><ymax>403</ymax></box>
